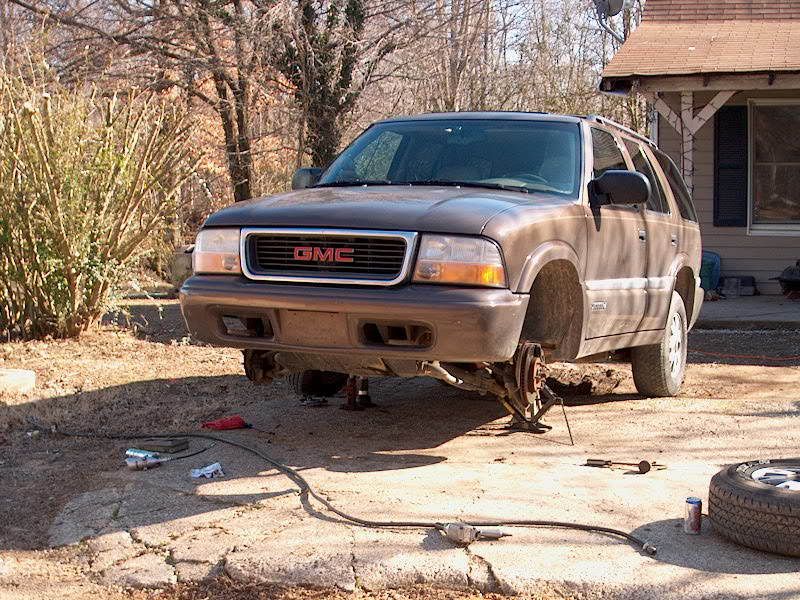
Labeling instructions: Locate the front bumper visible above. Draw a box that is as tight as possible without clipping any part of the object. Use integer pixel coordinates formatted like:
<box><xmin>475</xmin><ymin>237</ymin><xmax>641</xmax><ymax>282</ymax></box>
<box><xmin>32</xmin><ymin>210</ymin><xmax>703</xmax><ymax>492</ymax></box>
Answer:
<box><xmin>180</xmin><ymin>276</ymin><xmax>529</xmax><ymax>362</ymax></box>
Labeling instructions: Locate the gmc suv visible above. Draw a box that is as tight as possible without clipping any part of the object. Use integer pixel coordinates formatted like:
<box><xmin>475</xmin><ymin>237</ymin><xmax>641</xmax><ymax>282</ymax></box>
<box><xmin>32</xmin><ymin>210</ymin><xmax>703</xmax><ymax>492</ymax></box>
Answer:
<box><xmin>180</xmin><ymin>112</ymin><xmax>702</xmax><ymax>425</ymax></box>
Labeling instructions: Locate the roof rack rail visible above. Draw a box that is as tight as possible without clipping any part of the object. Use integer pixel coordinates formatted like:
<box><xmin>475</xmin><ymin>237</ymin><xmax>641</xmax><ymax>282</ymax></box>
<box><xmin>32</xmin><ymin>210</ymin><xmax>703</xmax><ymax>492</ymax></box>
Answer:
<box><xmin>586</xmin><ymin>115</ymin><xmax>655</xmax><ymax>146</ymax></box>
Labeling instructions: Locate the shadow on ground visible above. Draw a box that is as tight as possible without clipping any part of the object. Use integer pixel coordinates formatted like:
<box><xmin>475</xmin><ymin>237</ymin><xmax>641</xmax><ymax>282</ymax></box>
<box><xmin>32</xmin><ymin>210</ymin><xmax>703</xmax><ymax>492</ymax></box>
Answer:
<box><xmin>103</xmin><ymin>301</ymin><xmax>188</xmax><ymax>344</ymax></box>
<box><xmin>631</xmin><ymin>518</ymin><xmax>800</xmax><ymax>575</ymax></box>
<box><xmin>0</xmin><ymin>373</ymin><xmax>506</xmax><ymax>552</ymax></box>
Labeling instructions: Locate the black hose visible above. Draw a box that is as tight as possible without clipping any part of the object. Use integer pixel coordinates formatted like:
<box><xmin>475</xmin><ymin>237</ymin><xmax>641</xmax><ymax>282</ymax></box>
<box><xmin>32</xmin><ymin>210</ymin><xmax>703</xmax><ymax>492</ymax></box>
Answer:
<box><xmin>44</xmin><ymin>425</ymin><xmax>655</xmax><ymax>554</ymax></box>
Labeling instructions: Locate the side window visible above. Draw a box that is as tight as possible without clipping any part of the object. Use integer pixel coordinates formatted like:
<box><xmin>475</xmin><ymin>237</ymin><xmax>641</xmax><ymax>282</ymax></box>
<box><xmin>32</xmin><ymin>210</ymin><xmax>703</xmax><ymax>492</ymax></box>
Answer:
<box><xmin>623</xmin><ymin>140</ymin><xmax>668</xmax><ymax>213</ymax></box>
<box><xmin>353</xmin><ymin>131</ymin><xmax>403</xmax><ymax>180</ymax></box>
<box><xmin>591</xmin><ymin>128</ymin><xmax>627</xmax><ymax>178</ymax></box>
<box><xmin>654</xmin><ymin>149</ymin><xmax>698</xmax><ymax>221</ymax></box>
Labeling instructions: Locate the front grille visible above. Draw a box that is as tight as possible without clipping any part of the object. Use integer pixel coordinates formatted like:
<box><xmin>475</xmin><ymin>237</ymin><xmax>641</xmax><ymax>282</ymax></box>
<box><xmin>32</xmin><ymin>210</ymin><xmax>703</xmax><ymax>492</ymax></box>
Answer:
<box><xmin>243</xmin><ymin>229</ymin><xmax>414</xmax><ymax>285</ymax></box>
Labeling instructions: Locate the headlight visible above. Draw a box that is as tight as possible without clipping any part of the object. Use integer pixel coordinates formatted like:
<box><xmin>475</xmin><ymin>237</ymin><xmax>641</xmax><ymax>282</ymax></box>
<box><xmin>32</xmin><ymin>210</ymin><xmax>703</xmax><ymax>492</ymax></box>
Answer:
<box><xmin>413</xmin><ymin>235</ymin><xmax>506</xmax><ymax>288</ymax></box>
<box><xmin>193</xmin><ymin>228</ymin><xmax>241</xmax><ymax>274</ymax></box>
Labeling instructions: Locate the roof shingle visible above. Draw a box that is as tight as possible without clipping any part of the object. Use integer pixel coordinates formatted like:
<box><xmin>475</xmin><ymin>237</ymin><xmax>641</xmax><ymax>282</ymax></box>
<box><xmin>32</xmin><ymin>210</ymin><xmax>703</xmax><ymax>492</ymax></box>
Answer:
<box><xmin>643</xmin><ymin>0</ymin><xmax>800</xmax><ymax>22</ymax></box>
<box><xmin>603</xmin><ymin>1</ymin><xmax>800</xmax><ymax>78</ymax></box>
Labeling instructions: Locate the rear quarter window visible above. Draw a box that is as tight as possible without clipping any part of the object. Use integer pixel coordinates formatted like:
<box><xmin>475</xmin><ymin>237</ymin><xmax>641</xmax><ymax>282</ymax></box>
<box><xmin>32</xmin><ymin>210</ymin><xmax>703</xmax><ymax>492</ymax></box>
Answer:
<box><xmin>590</xmin><ymin>128</ymin><xmax>627</xmax><ymax>178</ymax></box>
<box><xmin>654</xmin><ymin>149</ymin><xmax>698</xmax><ymax>222</ymax></box>
<box><xmin>623</xmin><ymin>139</ymin><xmax>669</xmax><ymax>214</ymax></box>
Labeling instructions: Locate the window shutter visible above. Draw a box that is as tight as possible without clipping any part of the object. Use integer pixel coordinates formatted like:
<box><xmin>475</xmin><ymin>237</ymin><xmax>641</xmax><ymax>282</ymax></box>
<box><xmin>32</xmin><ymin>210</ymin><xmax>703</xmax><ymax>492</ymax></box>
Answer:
<box><xmin>714</xmin><ymin>106</ymin><xmax>748</xmax><ymax>227</ymax></box>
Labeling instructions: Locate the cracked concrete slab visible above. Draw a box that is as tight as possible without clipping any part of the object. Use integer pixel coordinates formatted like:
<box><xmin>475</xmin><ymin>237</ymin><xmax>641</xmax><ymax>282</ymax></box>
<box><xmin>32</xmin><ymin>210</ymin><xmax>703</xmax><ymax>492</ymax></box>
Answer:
<box><xmin>41</xmin><ymin>368</ymin><xmax>800</xmax><ymax>598</ymax></box>
<box><xmin>224</xmin><ymin>519</ymin><xmax>356</xmax><ymax>591</ymax></box>
<box><xmin>86</xmin><ymin>531</ymin><xmax>140</xmax><ymax>572</ymax></box>
<box><xmin>352</xmin><ymin>528</ymin><xmax>470</xmax><ymax>591</ymax></box>
<box><xmin>101</xmin><ymin>552</ymin><xmax>176</xmax><ymax>588</ymax></box>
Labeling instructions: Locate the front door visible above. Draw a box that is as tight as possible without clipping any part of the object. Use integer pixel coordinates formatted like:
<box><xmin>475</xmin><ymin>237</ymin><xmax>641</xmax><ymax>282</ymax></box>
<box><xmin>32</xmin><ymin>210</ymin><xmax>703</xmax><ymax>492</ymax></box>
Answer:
<box><xmin>623</xmin><ymin>139</ymin><xmax>679</xmax><ymax>331</ymax></box>
<box><xmin>584</xmin><ymin>127</ymin><xmax>648</xmax><ymax>339</ymax></box>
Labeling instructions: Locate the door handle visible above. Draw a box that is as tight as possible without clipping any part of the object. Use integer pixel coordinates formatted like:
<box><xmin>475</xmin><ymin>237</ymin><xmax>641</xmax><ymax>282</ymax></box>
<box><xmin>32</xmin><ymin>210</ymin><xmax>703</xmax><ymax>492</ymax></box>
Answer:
<box><xmin>638</xmin><ymin>229</ymin><xmax>647</xmax><ymax>242</ymax></box>
<box><xmin>671</xmin><ymin>233</ymin><xmax>678</xmax><ymax>246</ymax></box>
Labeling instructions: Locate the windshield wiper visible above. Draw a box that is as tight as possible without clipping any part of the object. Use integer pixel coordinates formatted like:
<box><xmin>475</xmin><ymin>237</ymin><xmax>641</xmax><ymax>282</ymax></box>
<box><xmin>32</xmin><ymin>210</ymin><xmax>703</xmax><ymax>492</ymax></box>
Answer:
<box><xmin>314</xmin><ymin>179</ymin><xmax>392</xmax><ymax>187</ymax></box>
<box><xmin>398</xmin><ymin>180</ymin><xmax>530</xmax><ymax>194</ymax></box>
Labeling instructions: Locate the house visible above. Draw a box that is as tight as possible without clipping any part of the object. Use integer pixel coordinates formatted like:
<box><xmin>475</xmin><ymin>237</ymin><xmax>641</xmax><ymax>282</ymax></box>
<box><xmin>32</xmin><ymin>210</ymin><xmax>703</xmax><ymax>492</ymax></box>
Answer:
<box><xmin>601</xmin><ymin>0</ymin><xmax>800</xmax><ymax>294</ymax></box>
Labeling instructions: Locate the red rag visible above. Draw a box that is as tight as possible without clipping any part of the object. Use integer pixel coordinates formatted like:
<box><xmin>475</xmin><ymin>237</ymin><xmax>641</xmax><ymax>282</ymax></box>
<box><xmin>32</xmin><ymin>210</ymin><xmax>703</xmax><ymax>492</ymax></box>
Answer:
<box><xmin>202</xmin><ymin>415</ymin><xmax>249</xmax><ymax>430</ymax></box>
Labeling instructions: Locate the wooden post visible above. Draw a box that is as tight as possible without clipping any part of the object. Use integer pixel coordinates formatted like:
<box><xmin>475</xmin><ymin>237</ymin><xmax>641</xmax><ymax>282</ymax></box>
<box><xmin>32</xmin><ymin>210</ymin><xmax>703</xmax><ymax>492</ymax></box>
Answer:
<box><xmin>649</xmin><ymin>90</ymin><xmax>738</xmax><ymax>195</ymax></box>
<box><xmin>681</xmin><ymin>91</ymin><xmax>695</xmax><ymax>193</ymax></box>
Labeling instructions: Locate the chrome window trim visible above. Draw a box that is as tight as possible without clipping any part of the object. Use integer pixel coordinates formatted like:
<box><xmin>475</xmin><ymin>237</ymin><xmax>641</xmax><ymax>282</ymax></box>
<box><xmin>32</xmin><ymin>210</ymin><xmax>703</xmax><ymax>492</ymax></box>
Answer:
<box><xmin>240</xmin><ymin>227</ymin><xmax>418</xmax><ymax>286</ymax></box>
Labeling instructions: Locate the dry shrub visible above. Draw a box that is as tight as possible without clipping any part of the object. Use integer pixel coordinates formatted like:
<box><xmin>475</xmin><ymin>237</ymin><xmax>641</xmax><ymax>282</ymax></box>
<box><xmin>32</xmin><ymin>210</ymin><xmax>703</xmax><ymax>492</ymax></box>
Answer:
<box><xmin>0</xmin><ymin>78</ymin><xmax>198</xmax><ymax>339</ymax></box>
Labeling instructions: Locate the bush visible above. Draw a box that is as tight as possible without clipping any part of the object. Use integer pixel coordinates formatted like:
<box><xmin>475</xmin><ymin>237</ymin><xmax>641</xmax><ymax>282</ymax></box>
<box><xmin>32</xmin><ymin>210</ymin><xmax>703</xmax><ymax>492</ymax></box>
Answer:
<box><xmin>0</xmin><ymin>79</ymin><xmax>197</xmax><ymax>339</ymax></box>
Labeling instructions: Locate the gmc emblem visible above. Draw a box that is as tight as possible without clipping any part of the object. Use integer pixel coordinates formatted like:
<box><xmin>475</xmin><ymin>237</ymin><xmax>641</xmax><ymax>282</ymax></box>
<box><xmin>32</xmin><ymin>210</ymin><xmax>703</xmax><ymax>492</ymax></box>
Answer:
<box><xmin>293</xmin><ymin>246</ymin><xmax>354</xmax><ymax>263</ymax></box>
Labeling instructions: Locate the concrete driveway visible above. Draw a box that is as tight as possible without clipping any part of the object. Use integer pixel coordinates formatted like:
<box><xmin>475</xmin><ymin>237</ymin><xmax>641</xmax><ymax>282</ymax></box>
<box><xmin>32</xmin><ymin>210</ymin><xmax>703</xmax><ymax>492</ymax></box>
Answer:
<box><xmin>44</xmin><ymin>353</ymin><xmax>800</xmax><ymax>600</ymax></box>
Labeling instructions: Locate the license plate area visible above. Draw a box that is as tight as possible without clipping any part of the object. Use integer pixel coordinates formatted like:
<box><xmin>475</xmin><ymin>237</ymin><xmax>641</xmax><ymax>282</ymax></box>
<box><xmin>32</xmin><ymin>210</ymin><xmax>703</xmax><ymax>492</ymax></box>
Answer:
<box><xmin>278</xmin><ymin>310</ymin><xmax>349</xmax><ymax>346</ymax></box>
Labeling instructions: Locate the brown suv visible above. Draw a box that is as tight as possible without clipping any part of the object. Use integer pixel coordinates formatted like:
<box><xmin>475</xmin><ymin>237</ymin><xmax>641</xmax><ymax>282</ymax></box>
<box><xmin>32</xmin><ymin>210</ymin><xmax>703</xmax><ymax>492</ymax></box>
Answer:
<box><xmin>181</xmin><ymin>112</ymin><xmax>702</xmax><ymax>425</ymax></box>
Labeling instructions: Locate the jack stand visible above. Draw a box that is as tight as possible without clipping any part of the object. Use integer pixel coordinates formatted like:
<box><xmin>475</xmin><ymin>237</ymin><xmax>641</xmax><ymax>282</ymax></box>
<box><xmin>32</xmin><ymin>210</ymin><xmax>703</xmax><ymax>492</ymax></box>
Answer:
<box><xmin>503</xmin><ymin>342</ymin><xmax>574</xmax><ymax>445</ymax></box>
<box><xmin>357</xmin><ymin>377</ymin><xmax>375</xmax><ymax>408</ymax></box>
<box><xmin>341</xmin><ymin>376</ymin><xmax>364</xmax><ymax>411</ymax></box>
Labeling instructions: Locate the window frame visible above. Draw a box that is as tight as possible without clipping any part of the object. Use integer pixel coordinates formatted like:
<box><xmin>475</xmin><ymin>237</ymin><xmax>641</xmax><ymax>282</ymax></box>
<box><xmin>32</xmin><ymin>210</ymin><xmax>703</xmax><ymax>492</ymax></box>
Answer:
<box><xmin>621</xmin><ymin>137</ymin><xmax>672</xmax><ymax>216</ymax></box>
<box><xmin>588</xmin><ymin>125</ymin><xmax>629</xmax><ymax>180</ymax></box>
<box><xmin>748</xmin><ymin>98</ymin><xmax>800</xmax><ymax>236</ymax></box>
<box><xmin>652</xmin><ymin>147</ymin><xmax>698</xmax><ymax>223</ymax></box>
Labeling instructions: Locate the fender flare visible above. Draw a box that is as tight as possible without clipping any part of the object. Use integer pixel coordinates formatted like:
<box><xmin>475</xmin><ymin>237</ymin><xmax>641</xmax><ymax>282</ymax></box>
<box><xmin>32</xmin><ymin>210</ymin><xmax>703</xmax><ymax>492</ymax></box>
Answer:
<box><xmin>668</xmin><ymin>253</ymin><xmax>701</xmax><ymax>327</ymax></box>
<box><xmin>514</xmin><ymin>241</ymin><xmax>582</xmax><ymax>293</ymax></box>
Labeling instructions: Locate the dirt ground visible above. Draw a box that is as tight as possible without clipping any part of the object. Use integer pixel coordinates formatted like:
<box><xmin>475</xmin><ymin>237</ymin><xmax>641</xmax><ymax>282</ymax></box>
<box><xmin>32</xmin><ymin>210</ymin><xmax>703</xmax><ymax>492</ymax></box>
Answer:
<box><xmin>1</xmin><ymin>300</ymin><xmax>799</xmax><ymax>599</ymax></box>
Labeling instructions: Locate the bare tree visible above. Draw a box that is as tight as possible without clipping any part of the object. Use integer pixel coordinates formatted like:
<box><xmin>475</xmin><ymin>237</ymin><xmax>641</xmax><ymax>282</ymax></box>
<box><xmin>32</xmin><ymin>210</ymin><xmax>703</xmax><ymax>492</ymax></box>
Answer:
<box><xmin>273</xmin><ymin>0</ymin><xmax>430</xmax><ymax>167</ymax></box>
<box><xmin>10</xmin><ymin>0</ymin><xmax>277</xmax><ymax>201</ymax></box>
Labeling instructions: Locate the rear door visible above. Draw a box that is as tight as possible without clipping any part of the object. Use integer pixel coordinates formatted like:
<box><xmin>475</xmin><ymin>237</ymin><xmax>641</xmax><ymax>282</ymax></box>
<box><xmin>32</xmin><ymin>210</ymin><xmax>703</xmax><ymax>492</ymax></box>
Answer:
<box><xmin>622</xmin><ymin>138</ymin><xmax>679</xmax><ymax>331</ymax></box>
<box><xmin>583</xmin><ymin>126</ymin><xmax>648</xmax><ymax>338</ymax></box>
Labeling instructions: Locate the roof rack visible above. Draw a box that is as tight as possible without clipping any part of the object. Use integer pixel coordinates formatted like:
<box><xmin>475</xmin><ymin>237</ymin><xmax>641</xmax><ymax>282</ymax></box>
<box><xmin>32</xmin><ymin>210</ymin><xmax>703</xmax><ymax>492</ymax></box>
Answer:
<box><xmin>585</xmin><ymin>115</ymin><xmax>655</xmax><ymax>147</ymax></box>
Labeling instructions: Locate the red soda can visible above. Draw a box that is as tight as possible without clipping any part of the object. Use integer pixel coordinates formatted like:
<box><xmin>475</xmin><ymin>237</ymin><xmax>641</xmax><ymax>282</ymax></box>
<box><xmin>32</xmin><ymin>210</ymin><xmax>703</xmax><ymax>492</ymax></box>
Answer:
<box><xmin>684</xmin><ymin>496</ymin><xmax>702</xmax><ymax>534</ymax></box>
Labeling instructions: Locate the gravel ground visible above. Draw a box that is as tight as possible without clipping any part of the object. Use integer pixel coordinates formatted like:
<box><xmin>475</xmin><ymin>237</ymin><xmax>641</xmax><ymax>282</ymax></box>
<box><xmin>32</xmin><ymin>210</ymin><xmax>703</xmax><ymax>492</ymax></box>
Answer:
<box><xmin>1</xmin><ymin>300</ymin><xmax>799</xmax><ymax>599</ymax></box>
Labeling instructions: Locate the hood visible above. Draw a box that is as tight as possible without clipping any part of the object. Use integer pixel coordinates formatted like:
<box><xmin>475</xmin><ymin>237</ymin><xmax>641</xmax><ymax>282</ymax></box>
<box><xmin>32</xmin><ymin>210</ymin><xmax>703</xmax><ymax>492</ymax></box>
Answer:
<box><xmin>203</xmin><ymin>185</ymin><xmax>573</xmax><ymax>236</ymax></box>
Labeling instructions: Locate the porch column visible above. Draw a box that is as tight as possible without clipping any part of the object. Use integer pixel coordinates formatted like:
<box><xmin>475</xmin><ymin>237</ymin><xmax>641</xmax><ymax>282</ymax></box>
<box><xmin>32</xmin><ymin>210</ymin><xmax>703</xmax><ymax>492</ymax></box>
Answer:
<box><xmin>649</xmin><ymin>90</ymin><xmax>737</xmax><ymax>194</ymax></box>
<box><xmin>681</xmin><ymin>91</ymin><xmax>695</xmax><ymax>192</ymax></box>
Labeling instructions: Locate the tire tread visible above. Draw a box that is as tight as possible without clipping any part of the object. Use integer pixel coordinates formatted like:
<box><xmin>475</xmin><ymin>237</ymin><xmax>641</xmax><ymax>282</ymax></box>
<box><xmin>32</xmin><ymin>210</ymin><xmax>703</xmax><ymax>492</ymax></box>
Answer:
<box><xmin>709</xmin><ymin>466</ymin><xmax>800</xmax><ymax>557</ymax></box>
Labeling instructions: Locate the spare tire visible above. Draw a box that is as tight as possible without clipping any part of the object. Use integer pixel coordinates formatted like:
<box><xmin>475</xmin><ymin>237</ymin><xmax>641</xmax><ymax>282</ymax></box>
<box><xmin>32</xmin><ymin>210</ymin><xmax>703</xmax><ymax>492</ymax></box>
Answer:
<box><xmin>709</xmin><ymin>459</ymin><xmax>800</xmax><ymax>557</ymax></box>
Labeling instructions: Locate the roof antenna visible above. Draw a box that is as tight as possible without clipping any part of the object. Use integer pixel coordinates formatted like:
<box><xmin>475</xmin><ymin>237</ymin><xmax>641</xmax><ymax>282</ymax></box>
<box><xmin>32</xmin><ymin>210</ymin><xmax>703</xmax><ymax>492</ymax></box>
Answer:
<box><xmin>593</xmin><ymin>0</ymin><xmax>626</xmax><ymax>44</ymax></box>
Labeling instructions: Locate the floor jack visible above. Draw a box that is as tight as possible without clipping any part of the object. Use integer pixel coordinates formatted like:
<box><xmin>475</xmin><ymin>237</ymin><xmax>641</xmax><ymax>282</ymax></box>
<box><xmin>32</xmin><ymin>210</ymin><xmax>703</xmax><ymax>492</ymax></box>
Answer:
<box><xmin>500</xmin><ymin>342</ymin><xmax>574</xmax><ymax>444</ymax></box>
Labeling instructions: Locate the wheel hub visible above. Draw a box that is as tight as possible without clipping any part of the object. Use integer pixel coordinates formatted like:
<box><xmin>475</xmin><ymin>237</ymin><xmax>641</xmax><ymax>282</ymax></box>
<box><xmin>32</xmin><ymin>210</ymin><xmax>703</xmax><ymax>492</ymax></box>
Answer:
<box><xmin>667</xmin><ymin>312</ymin><xmax>684</xmax><ymax>378</ymax></box>
<box><xmin>751</xmin><ymin>466</ymin><xmax>800</xmax><ymax>491</ymax></box>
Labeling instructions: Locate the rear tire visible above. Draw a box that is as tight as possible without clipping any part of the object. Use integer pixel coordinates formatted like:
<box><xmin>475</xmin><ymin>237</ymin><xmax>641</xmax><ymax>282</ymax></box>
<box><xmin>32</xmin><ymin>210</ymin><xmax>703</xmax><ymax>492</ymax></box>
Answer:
<box><xmin>631</xmin><ymin>291</ymin><xmax>687</xmax><ymax>397</ymax></box>
<box><xmin>288</xmin><ymin>370</ymin><xmax>348</xmax><ymax>397</ymax></box>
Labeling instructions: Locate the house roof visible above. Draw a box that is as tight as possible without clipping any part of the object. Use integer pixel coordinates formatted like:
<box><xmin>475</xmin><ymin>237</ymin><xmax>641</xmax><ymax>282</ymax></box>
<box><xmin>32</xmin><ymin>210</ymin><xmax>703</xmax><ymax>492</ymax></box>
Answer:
<box><xmin>643</xmin><ymin>0</ymin><xmax>800</xmax><ymax>23</ymax></box>
<box><xmin>603</xmin><ymin>1</ymin><xmax>800</xmax><ymax>79</ymax></box>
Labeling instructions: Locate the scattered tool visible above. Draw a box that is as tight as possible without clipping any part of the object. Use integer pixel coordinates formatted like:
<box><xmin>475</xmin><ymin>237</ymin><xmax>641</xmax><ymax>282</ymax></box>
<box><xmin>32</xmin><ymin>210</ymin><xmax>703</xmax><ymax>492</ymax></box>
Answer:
<box><xmin>190</xmin><ymin>462</ymin><xmax>225</xmax><ymax>479</ymax></box>
<box><xmin>202</xmin><ymin>415</ymin><xmax>250</xmax><ymax>430</ymax></box>
<box><xmin>126</xmin><ymin>448</ymin><xmax>160</xmax><ymax>460</ymax></box>
<box><xmin>442</xmin><ymin>523</ymin><xmax>509</xmax><ymax>544</ymax></box>
<box><xmin>126</xmin><ymin>456</ymin><xmax>164</xmax><ymax>470</ymax></box>
<box><xmin>585</xmin><ymin>458</ymin><xmax>665</xmax><ymax>474</ymax></box>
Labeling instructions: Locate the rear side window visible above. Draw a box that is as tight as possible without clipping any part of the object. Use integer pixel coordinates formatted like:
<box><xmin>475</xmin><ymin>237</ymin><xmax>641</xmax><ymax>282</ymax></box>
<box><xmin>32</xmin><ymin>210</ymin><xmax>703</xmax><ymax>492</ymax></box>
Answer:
<box><xmin>591</xmin><ymin>128</ymin><xmax>627</xmax><ymax>178</ymax></box>
<box><xmin>623</xmin><ymin>140</ymin><xmax>668</xmax><ymax>213</ymax></box>
<box><xmin>654</xmin><ymin>149</ymin><xmax>698</xmax><ymax>222</ymax></box>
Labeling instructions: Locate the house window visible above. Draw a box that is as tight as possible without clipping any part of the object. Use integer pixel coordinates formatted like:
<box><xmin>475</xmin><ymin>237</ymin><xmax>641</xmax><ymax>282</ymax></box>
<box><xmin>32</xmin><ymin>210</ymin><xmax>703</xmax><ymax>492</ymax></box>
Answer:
<box><xmin>750</xmin><ymin>101</ymin><xmax>800</xmax><ymax>231</ymax></box>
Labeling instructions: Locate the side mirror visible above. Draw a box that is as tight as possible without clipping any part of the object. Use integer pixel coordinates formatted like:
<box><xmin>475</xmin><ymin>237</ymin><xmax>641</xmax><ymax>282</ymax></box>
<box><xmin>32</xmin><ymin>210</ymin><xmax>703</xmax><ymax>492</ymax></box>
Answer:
<box><xmin>291</xmin><ymin>167</ymin><xmax>323</xmax><ymax>190</ymax></box>
<box><xmin>590</xmin><ymin>170</ymin><xmax>651</xmax><ymax>207</ymax></box>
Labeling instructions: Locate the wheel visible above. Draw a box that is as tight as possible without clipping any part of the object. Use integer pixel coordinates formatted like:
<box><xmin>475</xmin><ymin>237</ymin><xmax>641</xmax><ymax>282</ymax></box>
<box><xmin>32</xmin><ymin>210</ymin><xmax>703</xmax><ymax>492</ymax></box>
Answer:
<box><xmin>709</xmin><ymin>459</ymin><xmax>800</xmax><ymax>557</ymax></box>
<box><xmin>288</xmin><ymin>370</ymin><xmax>348</xmax><ymax>397</ymax></box>
<box><xmin>631</xmin><ymin>291</ymin><xmax>687</xmax><ymax>397</ymax></box>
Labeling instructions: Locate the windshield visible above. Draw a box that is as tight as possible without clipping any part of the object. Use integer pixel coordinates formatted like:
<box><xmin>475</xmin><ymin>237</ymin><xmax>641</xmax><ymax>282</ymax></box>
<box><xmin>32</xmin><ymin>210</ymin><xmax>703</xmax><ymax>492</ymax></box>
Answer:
<box><xmin>317</xmin><ymin>119</ymin><xmax>582</xmax><ymax>197</ymax></box>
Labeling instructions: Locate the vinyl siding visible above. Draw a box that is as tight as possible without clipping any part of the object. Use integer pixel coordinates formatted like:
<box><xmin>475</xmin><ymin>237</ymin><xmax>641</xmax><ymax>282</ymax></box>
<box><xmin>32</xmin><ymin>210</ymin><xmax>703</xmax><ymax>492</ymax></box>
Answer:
<box><xmin>658</xmin><ymin>90</ymin><xmax>800</xmax><ymax>295</ymax></box>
